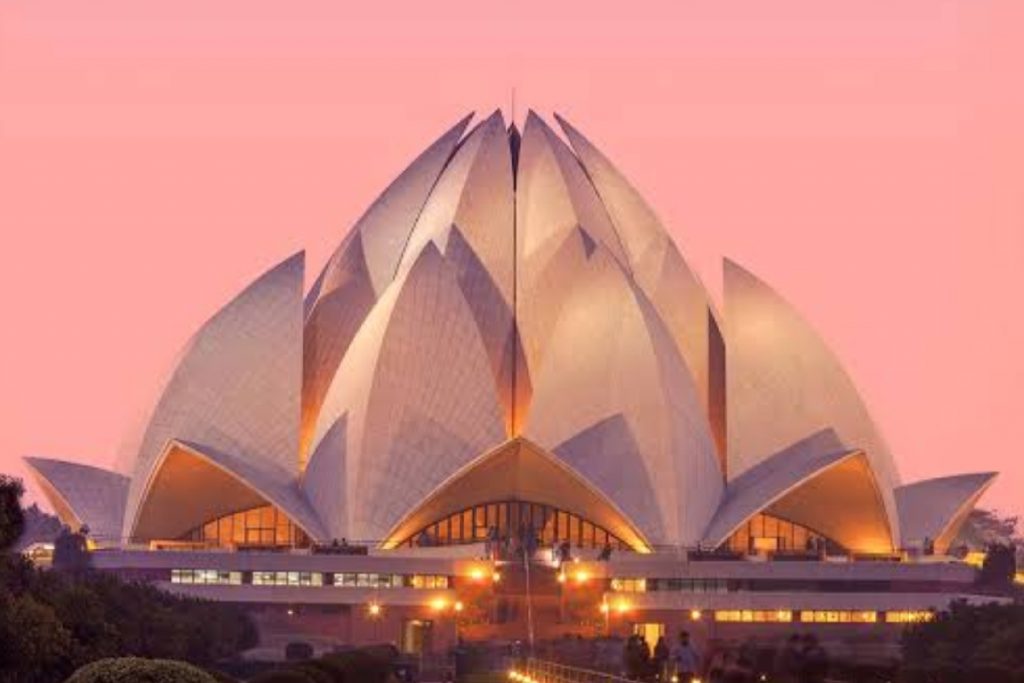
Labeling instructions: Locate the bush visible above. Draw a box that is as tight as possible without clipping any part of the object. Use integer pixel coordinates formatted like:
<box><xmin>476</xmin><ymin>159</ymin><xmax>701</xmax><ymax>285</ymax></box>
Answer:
<box><xmin>285</xmin><ymin>641</ymin><xmax>315</xmax><ymax>661</ymax></box>
<box><xmin>901</xmin><ymin>601</ymin><xmax>1024</xmax><ymax>682</ymax></box>
<box><xmin>302</xmin><ymin>658</ymin><xmax>346</xmax><ymax>683</ymax></box>
<box><xmin>65</xmin><ymin>657</ymin><xmax>218</xmax><ymax>683</ymax></box>
<box><xmin>321</xmin><ymin>648</ymin><xmax>395</xmax><ymax>683</ymax></box>
<box><xmin>291</xmin><ymin>664</ymin><xmax>334</xmax><ymax>683</ymax></box>
<box><xmin>248</xmin><ymin>671</ymin><xmax>318</xmax><ymax>683</ymax></box>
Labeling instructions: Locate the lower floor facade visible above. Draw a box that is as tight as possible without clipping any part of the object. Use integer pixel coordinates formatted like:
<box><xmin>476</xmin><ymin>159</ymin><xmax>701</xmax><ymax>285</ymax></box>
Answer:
<box><xmin>80</xmin><ymin>543</ymin><xmax>1012</xmax><ymax>662</ymax></box>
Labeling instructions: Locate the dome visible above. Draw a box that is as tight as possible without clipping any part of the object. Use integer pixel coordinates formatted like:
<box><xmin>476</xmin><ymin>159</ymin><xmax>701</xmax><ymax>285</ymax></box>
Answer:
<box><xmin>26</xmin><ymin>111</ymin><xmax>995</xmax><ymax>555</ymax></box>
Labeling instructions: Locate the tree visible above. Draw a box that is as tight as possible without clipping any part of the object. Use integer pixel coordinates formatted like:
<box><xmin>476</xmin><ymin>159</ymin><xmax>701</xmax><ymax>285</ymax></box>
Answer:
<box><xmin>977</xmin><ymin>543</ymin><xmax>1018</xmax><ymax>590</ymax></box>
<box><xmin>52</xmin><ymin>525</ymin><xmax>92</xmax><ymax>572</ymax></box>
<box><xmin>0</xmin><ymin>474</ymin><xmax>26</xmax><ymax>551</ymax></box>
<box><xmin>0</xmin><ymin>591</ymin><xmax>74</xmax><ymax>683</ymax></box>
<box><xmin>901</xmin><ymin>601</ymin><xmax>1024</xmax><ymax>683</ymax></box>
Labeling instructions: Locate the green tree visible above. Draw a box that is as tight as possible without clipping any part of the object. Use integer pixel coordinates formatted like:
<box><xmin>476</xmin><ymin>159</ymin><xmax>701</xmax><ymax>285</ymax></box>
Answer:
<box><xmin>0</xmin><ymin>474</ymin><xmax>25</xmax><ymax>551</ymax></box>
<box><xmin>901</xmin><ymin>601</ymin><xmax>1024</xmax><ymax>683</ymax></box>
<box><xmin>0</xmin><ymin>591</ymin><xmax>73</xmax><ymax>683</ymax></box>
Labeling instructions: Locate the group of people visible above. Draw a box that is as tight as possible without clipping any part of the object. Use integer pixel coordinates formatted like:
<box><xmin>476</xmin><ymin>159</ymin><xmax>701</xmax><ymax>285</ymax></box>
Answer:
<box><xmin>623</xmin><ymin>630</ymin><xmax>701</xmax><ymax>682</ymax></box>
<box><xmin>623</xmin><ymin>632</ymin><xmax>830</xmax><ymax>683</ymax></box>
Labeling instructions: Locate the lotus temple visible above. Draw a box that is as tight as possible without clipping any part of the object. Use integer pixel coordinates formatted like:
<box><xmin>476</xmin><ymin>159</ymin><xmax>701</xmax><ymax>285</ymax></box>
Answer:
<box><xmin>24</xmin><ymin>111</ymin><xmax>1001</xmax><ymax>655</ymax></box>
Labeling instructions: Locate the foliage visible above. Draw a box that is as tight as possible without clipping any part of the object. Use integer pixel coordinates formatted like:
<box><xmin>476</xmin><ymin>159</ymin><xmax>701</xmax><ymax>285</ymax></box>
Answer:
<box><xmin>957</xmin><ymin>509</ymin><xmax>1024</xmax><ymax>563</ymax></box>
<box><xmin>0</xmin><ymin>474</ymin><xmax>26</xmax><ymax>551</ymax></box>
<box><xmin>52</xmin><ymin>526</ymin><xmax>92</xmax><ymax>572</ymax></box>
<box><xmin>250</xmin><ymin>647</ymin><xmax>400</xmax><ymax>683</ymax></box>
<box><xmin>247</xmin><ymin>671</ymin><xmax>318</xmax><ymax>683</ymax></box>
<box><xmin>0</xmin><ymin>590</ymin><xmax>73</xmax><ymax>683</ymax></box>
<box><xmin>978</xmin><ymin>543</ymin><xmax>1019</xmax><ymax>590</ymax></box>
<box><xmin>289</xmin><ymin>664</ymin><xmax>333</xmax><ymax>683</ymax></box>
<box><xmin>0</xmin><ymin>478</ymin><xmax>257</xmax><ymax>683</ymax></box>
<box><xmin>64</xmin><ymin>657</ymin><xmax>218</xmax><ymax>683</ymax></box>
<box><xmin>14</xmin><ymin>504</ymin><xmax>63</xmax><ymax>550</ymax></box>
<box><xmin>900</xmin><ymin>601</ymin><xmax>1024</xmax><ymax>683</ymax></box>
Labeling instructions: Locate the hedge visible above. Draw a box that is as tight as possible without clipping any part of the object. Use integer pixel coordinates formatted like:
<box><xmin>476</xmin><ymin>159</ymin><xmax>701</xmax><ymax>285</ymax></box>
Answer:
<box><xmin>65</xmin><ymin>657</ymin><xmax>218</xmax><ymax>683</ymax></box>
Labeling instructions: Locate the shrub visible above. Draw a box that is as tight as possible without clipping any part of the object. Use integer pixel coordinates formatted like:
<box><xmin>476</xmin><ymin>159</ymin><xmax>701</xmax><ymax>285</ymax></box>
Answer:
<box><xmin>322</xmin><ymin>648</ymin><xmax>395</xmax><ymax>683</ymax></box>
<box><xmin>291</xmin><ymin>664</ymin><xmax>335</xmax><ymax>683</ymax></box>
<box><xmin>65</xmin><ymin>657</ymin><xmax>218</xmax><ymax>683</ymax></box>
<box><xmin>303</xmin><ymin>658</ymin><xmax>346</xmax><ymax>683</ymax></box>
<box><xmin>247</xmin><ymin>670</ymin><xmax>317</xmax><ymax>683</ymax></box>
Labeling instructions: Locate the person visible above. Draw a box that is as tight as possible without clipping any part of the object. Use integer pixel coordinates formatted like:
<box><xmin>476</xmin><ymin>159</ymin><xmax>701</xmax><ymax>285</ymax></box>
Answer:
<box><xmin>637</xmin><ymin>635</ymin><xmax>651</xmax><ymax>679</ymax></box>
<box><xmin>773</xmin><ymin>634</ymin><xmax>803</xmax><ymax>683</ymax></box>
<box><xmin>623</xmin><ymin>634</ymin><xmax>641</xmax><ymax>680</ymax></box>
<box><xmin>485</xmin><ymin>525</ymin><xmax>498</xmax><ymax>560</ymax></box>
<box><xmin>671</xmin><ymin>630</ymin><xmax>700</xmax><ymax>683</ymax></box>
<box><xmin>598</xmin><ymin>540</ymin><xmax>613</xmax><ymax>561</ymax></box>
<box><xmin>652</xmin><ymin>635</ymin><xmax>670</xmax><ymax>680</ymax></box>
<box><xmin>798</xmin><ymin>634</ymin><xmax>828</xmax><ymax>683</ymax></box>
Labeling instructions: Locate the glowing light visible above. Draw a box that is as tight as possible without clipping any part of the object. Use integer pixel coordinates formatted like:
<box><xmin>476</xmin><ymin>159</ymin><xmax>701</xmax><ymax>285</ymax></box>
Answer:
<box><xmin>574</xmin><ymin>570</ymin><xmax>590</xmax><ymax>584</ymax></box>
<box><xmin>431</xmin><ymin>597</ymin><xmax>447</xmax><ymax>611</ymax></box>
<box><xmin>454</xmin><ymin>601</ymin><xmax>464</xmax><ymax>612</ymax></box>
<box><xmin>557</xmin><ymin>572</ymin><xmax>566</xmax><ymax>583</ymax></box>
<box><xmin>599</xmin><ymin>603</ymin><xmax>610</xmax><ymax>614</ymax></box>
<box><xmin>670</xmin><ymin>676</ymin><xmax>679</xmax><ymax>683</ymax></box>
<box><xmin>690</xmin><ymin>609</ymin><xmax>702</xmax><ymax>621</ymax></box>
<box><xmin>615</xmin><ymin>600</ymin><xmax>629</xmax><ymax>614</ymax></box>
<box><xmin>492</xmin><ymin>571</ymin><xmax>502</xmax><ymax>583</ymax></box>
<box><xmin>469</xmin><ymin>568</ymin><xmax>485</xmax><ymax>581</ymax></box>
<box><xmin>368</xmin><ymin>602</ymin><xmax>381</xmax><ymax>617</ymax></box>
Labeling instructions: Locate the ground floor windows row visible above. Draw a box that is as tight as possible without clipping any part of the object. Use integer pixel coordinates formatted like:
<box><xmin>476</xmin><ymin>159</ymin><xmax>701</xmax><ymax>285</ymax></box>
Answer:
<box><xmin>169</xmin><ymin>569</ymin><xmax>450</xmax><ymax>589</ymax></box>
<box><xmin>611</xmin><ymin>578</ymin><xmax>728</xmax><ymax>594</ymax></box>
<box><xmin>712</xmin><ymin>609</ymin><xmax>933</xmax><ymax>624</ymax></box>
<box><xmin>170</xmin><ymin>569</ymin><xmax>243</xmax><ymax>585</ymax></box>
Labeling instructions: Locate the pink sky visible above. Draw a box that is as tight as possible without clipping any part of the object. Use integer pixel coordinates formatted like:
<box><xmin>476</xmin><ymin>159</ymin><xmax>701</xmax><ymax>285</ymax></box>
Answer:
<box><xmin>1</xmin><ymin>1</ymin><xmax>1021</xmax><ymax>521</ymax></box>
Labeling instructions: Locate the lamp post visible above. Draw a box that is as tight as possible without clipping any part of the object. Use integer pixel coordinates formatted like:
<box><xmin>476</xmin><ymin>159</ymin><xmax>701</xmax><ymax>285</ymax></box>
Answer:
<box><xmin>367</xmin><ymin>602</ymin><xmax>382</xmax><ymax>642</ymax></box>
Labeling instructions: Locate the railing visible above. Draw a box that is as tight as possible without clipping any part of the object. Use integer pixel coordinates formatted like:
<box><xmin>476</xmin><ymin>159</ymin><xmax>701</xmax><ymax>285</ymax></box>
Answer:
<box><xmin>510</xmin><ymin>658</ymin><xmax>632</xmax><ymax>683</ymax></box>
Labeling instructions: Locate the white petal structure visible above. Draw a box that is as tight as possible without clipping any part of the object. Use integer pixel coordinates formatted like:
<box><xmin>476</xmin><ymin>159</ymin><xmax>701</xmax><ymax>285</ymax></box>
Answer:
<box><xmin>703</xmin><ymin>429</ymin><xmax>893</xmax><ymax>553</ymax></box>
<box><xmin>523</xmin><ymin>244</ymin><xmax>722</xmax><ymax>546</ymax></box>
<box><xmin>301</xmin><ymin>116</ymin><xmax>470</xmax><ymax>461</ymax></box>
<box><xmin>896</xmin><ymin>473</ymin><xmax>997</xmax><ymax>554</ymax></box>
<box><xmin>25</xmin><ymin>112</ymin><xmax>996</xmax><ymax>554</ymax></box>
<box><xmin>381</xmin><ymin>438</ymin><xmax>650</xmax><ymax>551</ymax></box>
<box><xmin>556</xmin><ymin>115</ymin><xmax>726</xmax><ymax>466</ymax></box>
<box><xmin>123</xmin><ymin>252</ymin><xmax>305</xmax><ymax>541</ymax></box>
<box><xmin>24</xmin><ymin>458</ymin><xmax>129</xmax><ymax>542</ymax></box>
<box><xmin>724</xmin><ymin>258</ymin><xmax>902</xmax><ymax>546</ymax></box>
<box><xmin>306</xmin><ymin>244</ymin><xmax>507</xmax><ymax>542</ymax></box>
<box><xmin>130</xmin><ymin>440</ymin><xmax>325</xmax><ymax>542</ymax></box>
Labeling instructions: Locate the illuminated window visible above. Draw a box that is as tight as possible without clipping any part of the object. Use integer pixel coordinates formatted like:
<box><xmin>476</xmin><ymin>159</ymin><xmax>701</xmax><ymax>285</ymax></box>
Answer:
<box><xmin>400</xmin><ymin>500</ymin><xmax>630</xmax><ymax>550</ymax></box>
<box><xmin>799</xmin><ymin>610</ymin><xmax>878</xmax><ymax>624</ymax></box>
<box><xmin>715</xmin><ymin>610</ymin><xmax>793</xmax><ymax>623</ymax></box>
<box><xmin>724</xmin><ymin>513</ymin><xmax>840</xmax><ymax>554</ymax></box>
<box><xmin>610</xmin><ymin>578</ymin><xmax>647</xmax><ymax>593</ymax></box>
<box><xmin>252</xmin><ymin>571</ymin><xmax>323</xmax><ymax>587</ymax></box>
<box><xmin>182</xmin><ymin>504</ymin><xmax>310</xmax><ymax>549</ymax></box>
<box><xmin>170</xmin><ymin>569</ymin><xmax>242</xmax><ymax>585</ymax></box>
<box><xmin>884</xmin><ymin>611</ymin><xmax>934</xmax><ymax>624</ymax></box>
<box><xmin>332</xmin><ymin>574</ymin><xmax>450</xmax><ymax>590</ymax></box>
